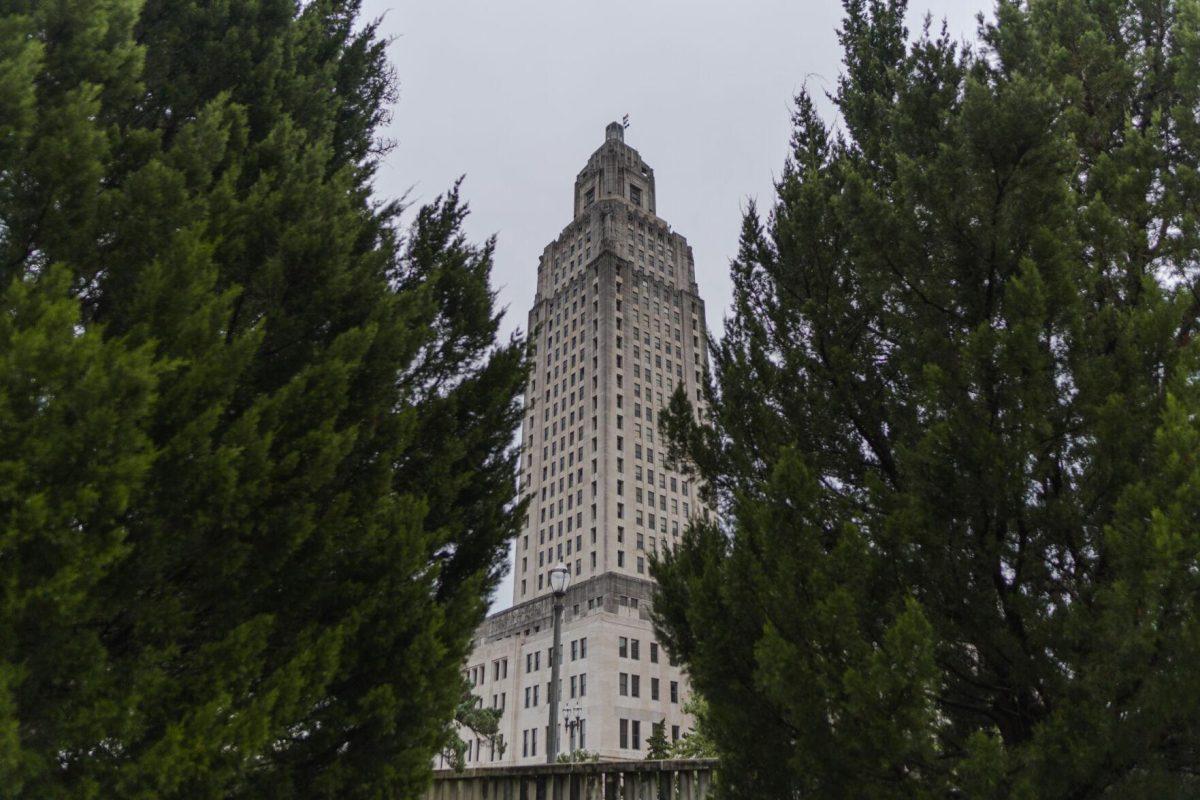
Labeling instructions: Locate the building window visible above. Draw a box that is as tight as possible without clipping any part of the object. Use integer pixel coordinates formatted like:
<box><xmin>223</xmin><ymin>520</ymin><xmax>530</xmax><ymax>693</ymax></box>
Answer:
<box><xmin>630</xmin><ymin>184</ymin><xmax>642</xmax><ymax>207</ymax></box>
<box><xmin>580</xmin><ymin>673</ymin><xmax>587</xmax><ymax>696</ymax></box>
<box><xmin>670</xmin><ymin>681</ymin><xmax>679</xmax><ymax>703</ymax></box>
<box><xmin>620</xmin><ymin>719</ymin><xmax>628</xmax><ymax>749</ymax></box>
<box><xmin>651</xmin><ymin>677</ymin><xmax>659</xmax><ymax>701</ymax></box>
<box><xmin>631</xmin><ymin>639</ymin><xmax>640</xmax><ymax>660</ymax></box>
<box><xmin>672</xmin><ymin>725</ymin><xmax>680</xmax><ymax>742</ymax></box>
<box><xmin>585</xmin><ymin>187</ymin><xmax>595</xmax><ymax>206</ymax></box>
<box><xmin>650</xmin><ymin>643</ymin><xmax>658</xmax><ymax>663</ymax></box>
<box><xmin>631</xmin><ymin>674</ymin><xmax>640</xmax><ymax>698</ymax></box>
<box><xmin>531</xmin><ymin>727</ymin><xmax>537</xmax><ymax>757</ymax></box>
<box><xmin>619</xmin><ymin>672</ymin><xmax>628</xmax><ymax>696</ymax></box>
<box><xmin>619</xmin><ymin>637</ymin><xmax>628</xmax><ymax>658</ymax></box>
<box><xmin>632</xmin><ymin>720</ymin><xmax>641</xmax><ymax>750</ymax></box>
<box><xmin>580</xmin><ymin>637</ymin><xmax>587</xmax><ymax>658</ymax></box>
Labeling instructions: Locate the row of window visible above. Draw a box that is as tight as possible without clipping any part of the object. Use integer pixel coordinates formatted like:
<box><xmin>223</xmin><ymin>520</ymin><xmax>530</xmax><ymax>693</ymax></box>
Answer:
<box><xmin>518</xmin><ymin>719</ymin><xmax>588</xmax><ymax>758</ymax></box>
<box><xmin>617</xmin><ymin>673</ymin><xmax>679</xmax><ymax>703</ymax></box>
<box><xmin>618</xmin><ymin>719</ymin><xmax>681</xmax><ymax>750</ymax></box>
<box><xmin>460</xmin><ymin>733</ymin><xmax>505</xmax><ymax>764</ymax></box>
<box><xmin>467</xmin><ymin>657</ymin><xmax>511</xmax><ymax>687</ymax></box>
<box><xmin>524</xmin><ymin>637</ymin><xmax>588</xmax><ymax>675</ymax></box>
<box><xmin>523</xmin><ymin>673</ymin><xmax>590</xmax><ymax>709</ymax></box>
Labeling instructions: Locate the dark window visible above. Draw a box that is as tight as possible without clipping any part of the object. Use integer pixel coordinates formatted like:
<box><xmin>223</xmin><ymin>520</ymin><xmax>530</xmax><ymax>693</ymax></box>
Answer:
<box><xmin>632</xmin><ymin>720</ymin><xmax>641</xmax><ymax>750</ymax></box>
<box><xmin>670</xmin><ymin>681</ymin><xmax>679</xmax><ymax>703</ymax></box>
<box><xmin>620</xmin><ymin>719</ymin><xmax>628</xmax><ymax>749</ymax></box>
<box><xmin>650</xmin><ymin>643</ymin><xmax>658</xmax><ymax>663</ymax></box>
<box><xmin>630</xmin><ymin>184</ymin><xmax>642</xmax><ymax>207</ymax></box>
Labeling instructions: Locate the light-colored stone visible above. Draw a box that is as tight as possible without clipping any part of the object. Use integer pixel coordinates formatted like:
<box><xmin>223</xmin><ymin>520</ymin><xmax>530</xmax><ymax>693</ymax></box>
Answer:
<box><xmin>448</xmin><ymin>123</ymin><xmax>712</xmax><ymax>770</ymax></box>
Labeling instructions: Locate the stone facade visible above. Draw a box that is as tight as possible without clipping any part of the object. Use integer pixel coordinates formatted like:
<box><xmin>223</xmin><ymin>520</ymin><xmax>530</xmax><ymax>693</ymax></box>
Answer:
<box><xmin>448</xmin><ymin>123</ymin><xmax>711</xmax><ymax>767</ymax></box>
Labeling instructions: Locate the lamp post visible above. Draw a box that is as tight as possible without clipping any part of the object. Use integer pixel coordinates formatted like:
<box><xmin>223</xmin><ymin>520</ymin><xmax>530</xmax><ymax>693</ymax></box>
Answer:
<box><xmin>547</xmin><ymin>562</ymin><xmax>570</xmax><ymax>763</ymax></box>
<box><xmin>563</xmin><ymin>703</ymin><xmax>585</xmax><ymax>753</ymax></box>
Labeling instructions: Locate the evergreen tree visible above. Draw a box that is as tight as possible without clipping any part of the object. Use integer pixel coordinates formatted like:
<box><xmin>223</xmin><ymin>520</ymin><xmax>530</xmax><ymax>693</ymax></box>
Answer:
<box><xmin>645</xmin><ymin>721</ymin><xmax>671</xmax><ymax>761</ymax></box>
<box><xmin>667</xmin><ymin>696</ymin><xmax>718</xmax><ymax>760</ymax></box>
<box><xmin>0</xmin><ymin>1</ymin><xmax>525</xmax><ymax>797</ymax></box>
<box><xmin>655</xmin><ymin>0</ymin><xmax>1200</xmax><ymax>797</ymax></box>
<box><xmin>442</xmin><ymin>678</ymin><xmax>505</xmax><ymax>771</ymax></box>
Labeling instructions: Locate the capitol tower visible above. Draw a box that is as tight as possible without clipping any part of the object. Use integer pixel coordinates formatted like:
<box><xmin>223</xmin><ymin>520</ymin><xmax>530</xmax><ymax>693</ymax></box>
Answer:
<box><xmin>452</xmin><ymin>122</ymin><xmax>711</xmax><ymax>766</ymax></box>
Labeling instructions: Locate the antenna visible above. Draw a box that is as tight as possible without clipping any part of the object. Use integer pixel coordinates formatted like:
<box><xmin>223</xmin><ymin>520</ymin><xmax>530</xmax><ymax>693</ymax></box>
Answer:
<box><xmin>622</xmin><ymin>114</ymin><xmax>630</xmax><ymax>129</ymax></box>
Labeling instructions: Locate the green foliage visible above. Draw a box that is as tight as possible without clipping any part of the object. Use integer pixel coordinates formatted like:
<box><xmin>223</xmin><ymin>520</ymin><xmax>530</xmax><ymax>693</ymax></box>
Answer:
<box><xmin>654</xmin><ymin>0</ymin><xmax>1200</xmax><ymax>797</ymax></box>
<box><xmin>667</xmin><ymin>696</ymin><xmax>718</xmax><ymax>760</ymax></box>
<box><xmin>442</xmin><ymin>678</ymin><xmax>505</xmax><ymax>772</ymax></box>
<box><xmin>645</xmin><ymin>721</ymin><xmax>671</xmax><ymax>760</ymax></box>
<box><xmin>0</xmin><ymin>1</ymin><xmax>525</xmax><ymax>797</ymax></box>
<box><xmin>556</xmin><ymin>749</ymin><xmax>600</xmax><ymax>764</ymax></box>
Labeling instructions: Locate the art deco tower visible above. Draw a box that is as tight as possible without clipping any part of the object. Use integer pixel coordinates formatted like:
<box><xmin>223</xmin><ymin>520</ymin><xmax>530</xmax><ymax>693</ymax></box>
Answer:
<box><xmin>453</xmin><ymin>124</ymin><xmax>710</xmax><ymax>767</ymax></box>
<box><xmin>514</xmin><ymin>121</ymin><xmax>709</xmax><ymax>603</ymax></box>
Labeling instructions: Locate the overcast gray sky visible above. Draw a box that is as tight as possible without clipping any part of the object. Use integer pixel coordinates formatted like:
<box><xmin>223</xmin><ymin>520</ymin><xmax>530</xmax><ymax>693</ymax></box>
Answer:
<box><xmin>363</xmin><ymin>0</ymin><xmax>987</xmax><ymax>611</ymax></box>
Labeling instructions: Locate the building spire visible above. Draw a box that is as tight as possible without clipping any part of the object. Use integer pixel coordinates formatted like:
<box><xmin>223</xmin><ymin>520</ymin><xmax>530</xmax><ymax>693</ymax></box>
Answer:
<box><xmin>605</xmin><ymin>120</ymin><xmax>624</xmax><ymax>143</ymax></box>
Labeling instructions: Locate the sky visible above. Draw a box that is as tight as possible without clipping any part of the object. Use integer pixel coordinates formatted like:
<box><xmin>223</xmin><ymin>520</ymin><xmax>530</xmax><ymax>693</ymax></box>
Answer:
<box><xmin>362</xmin><ymin>0</ymin><xmax>987</xmax><ymax>611</ymax></box>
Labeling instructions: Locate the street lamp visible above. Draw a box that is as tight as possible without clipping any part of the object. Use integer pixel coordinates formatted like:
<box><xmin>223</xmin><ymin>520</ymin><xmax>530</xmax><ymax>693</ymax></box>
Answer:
<box><xmin>547</xmin><ymin>562</ymin><xmax>570</xmax><ymax>763</ymax></box>
<box><xmin>563</xmin><ymin>703</ymin><xmax>586</xmax><ymax>753</ymax></box>
<box><xmin>549</xmin><ymin>562</ymin><xmax>570</xmax><ymax>595</ymax></box>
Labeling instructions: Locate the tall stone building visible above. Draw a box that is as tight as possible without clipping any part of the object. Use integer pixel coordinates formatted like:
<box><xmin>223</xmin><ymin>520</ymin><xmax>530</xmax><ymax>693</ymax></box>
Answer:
<box><xmin>449</xmin><ymin>122</ymin><xmax>711</xmax><ymax>767</ymax></box>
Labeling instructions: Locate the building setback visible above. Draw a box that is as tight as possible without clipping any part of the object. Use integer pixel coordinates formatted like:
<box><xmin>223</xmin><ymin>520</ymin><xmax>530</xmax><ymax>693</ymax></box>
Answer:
<box><xmin>448</xmin><ymin>122</ymin><xmax>711</xmax><ymax>767</ymax></box>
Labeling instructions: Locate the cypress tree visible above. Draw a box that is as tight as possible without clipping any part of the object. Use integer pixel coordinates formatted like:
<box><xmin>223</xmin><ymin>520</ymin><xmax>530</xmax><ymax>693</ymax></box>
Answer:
<box><xmin>655</xmin><ymin>0</ymin><xmax>1200</xmax><ymax>797</ymax></box>
<box><xmin>0</xmin><ymin>1</ymin><xmax>525</xmax><ymax>796</ymax></box>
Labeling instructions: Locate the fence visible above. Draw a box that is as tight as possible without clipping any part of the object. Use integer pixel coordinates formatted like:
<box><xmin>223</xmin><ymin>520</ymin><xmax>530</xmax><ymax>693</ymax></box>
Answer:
<box><xmin>423</xmin><ymin>758</ymin><xmax>718</xmax><ymax>800</ymax></box>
